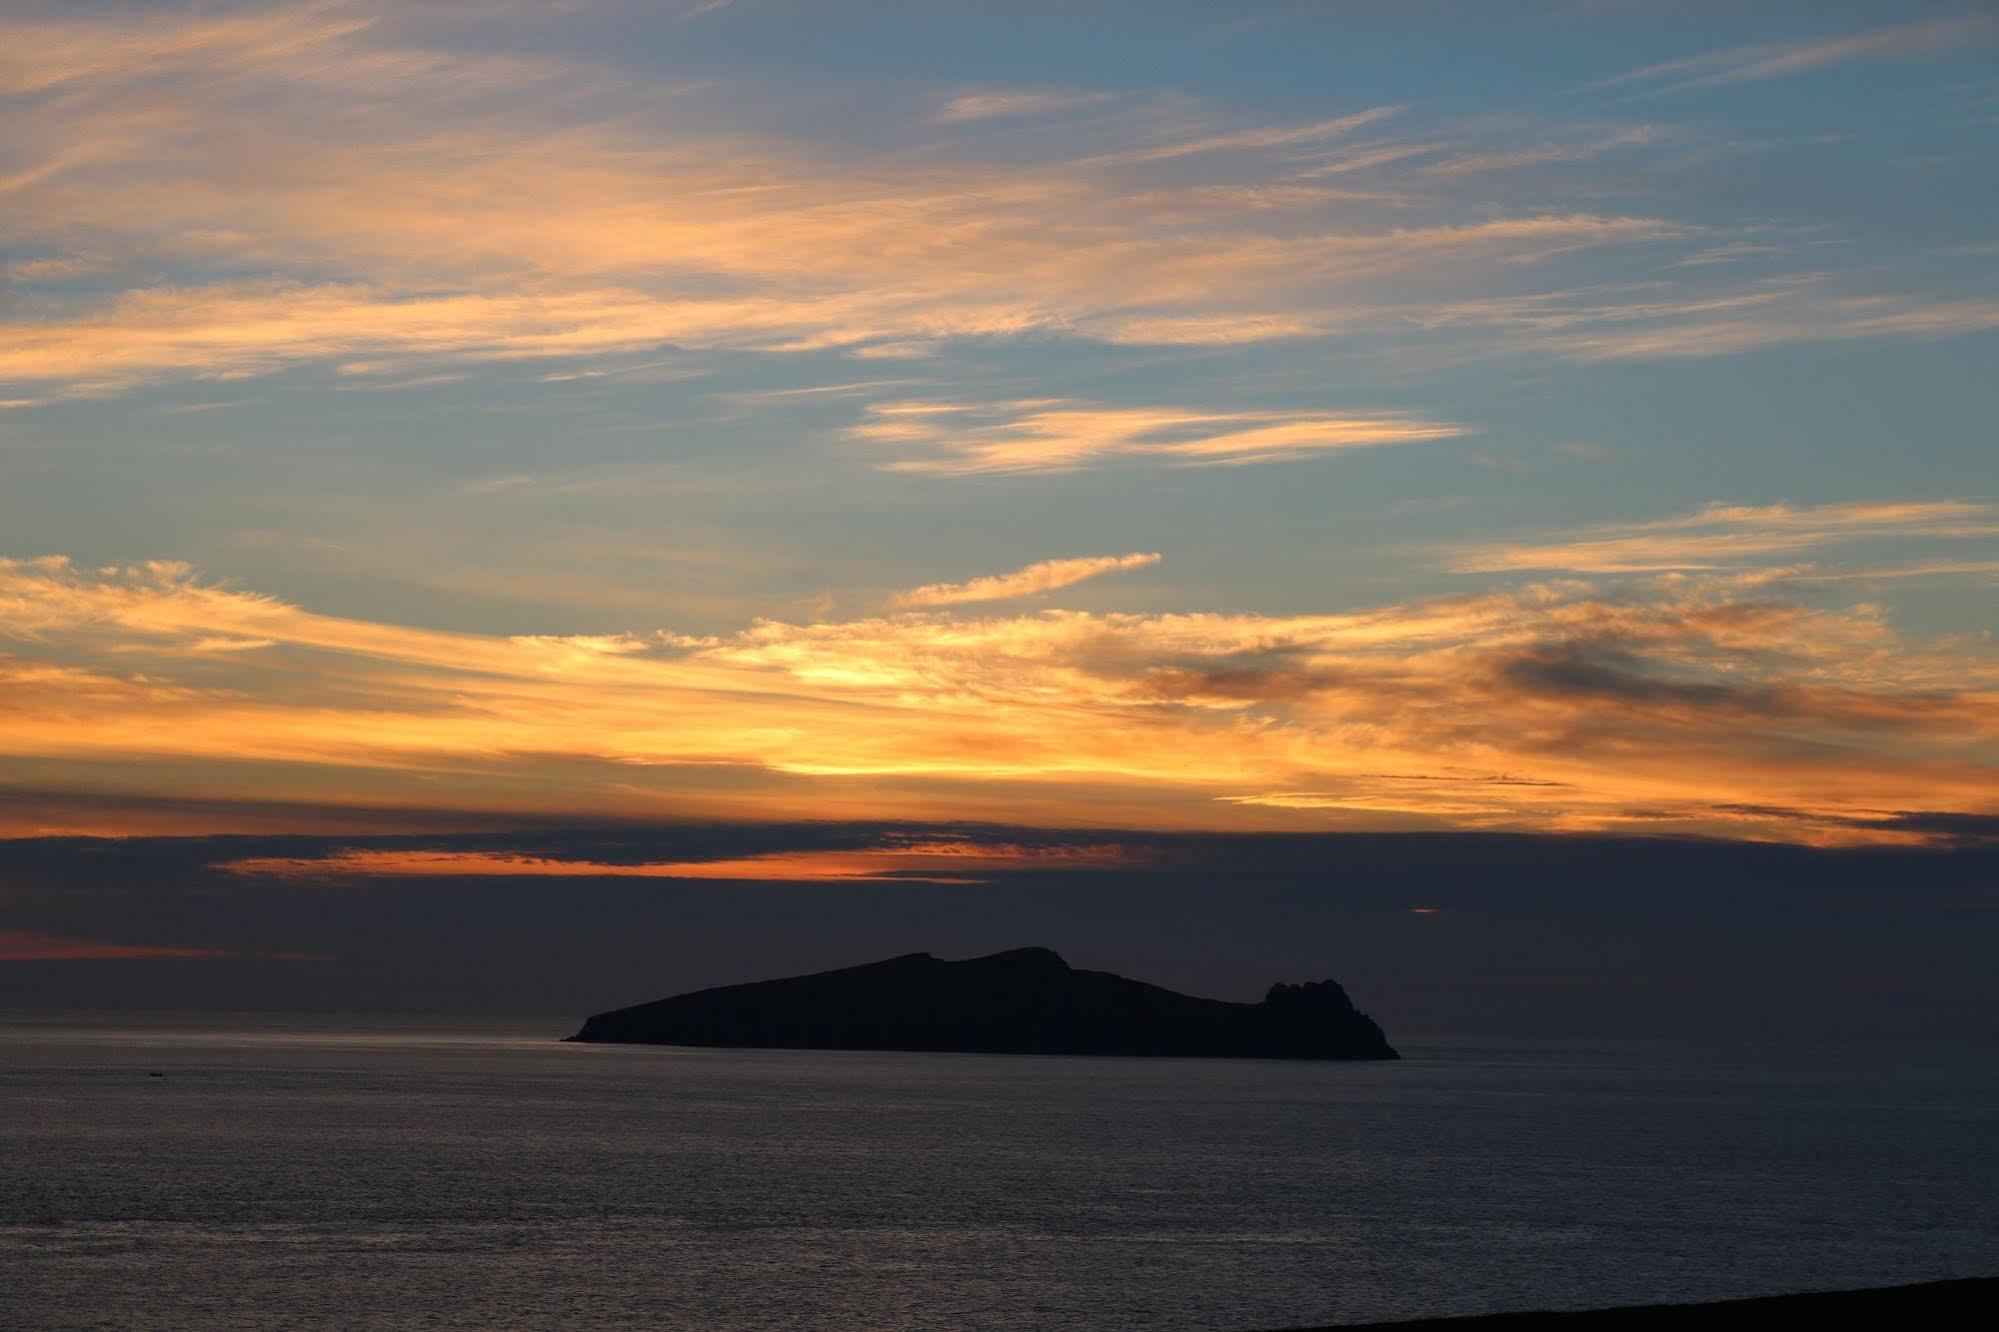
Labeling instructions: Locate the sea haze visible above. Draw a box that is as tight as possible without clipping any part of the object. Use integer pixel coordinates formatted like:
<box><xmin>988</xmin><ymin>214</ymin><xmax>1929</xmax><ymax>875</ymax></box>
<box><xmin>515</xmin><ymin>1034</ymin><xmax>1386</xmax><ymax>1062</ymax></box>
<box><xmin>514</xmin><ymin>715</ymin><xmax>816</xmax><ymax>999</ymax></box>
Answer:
<box><xmin>3</xmin><ymin>1019</ymin><xmax>1994</xmax><ymax>1330</ymax></box>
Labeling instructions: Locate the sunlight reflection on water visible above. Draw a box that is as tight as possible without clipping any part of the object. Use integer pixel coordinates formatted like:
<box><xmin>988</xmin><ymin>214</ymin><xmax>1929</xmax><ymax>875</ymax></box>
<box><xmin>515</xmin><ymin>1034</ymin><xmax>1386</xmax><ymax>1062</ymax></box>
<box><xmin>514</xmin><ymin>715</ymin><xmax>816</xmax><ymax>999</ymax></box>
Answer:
<box><xmin>3</xmin><ymin>1020</ymin><xmax>1995</xmax><ymax>1330</ymax></box>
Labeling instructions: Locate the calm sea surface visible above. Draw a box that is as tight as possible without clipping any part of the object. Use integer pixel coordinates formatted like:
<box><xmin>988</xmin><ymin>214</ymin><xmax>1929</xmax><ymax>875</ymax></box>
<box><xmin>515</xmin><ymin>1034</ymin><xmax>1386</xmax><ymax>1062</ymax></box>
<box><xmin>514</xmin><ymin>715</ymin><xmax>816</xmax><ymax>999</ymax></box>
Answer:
<box><xmin>2</xmin><ymin>1018</ymin><xmax>1994</xmax><ymax>1330</ymax></box>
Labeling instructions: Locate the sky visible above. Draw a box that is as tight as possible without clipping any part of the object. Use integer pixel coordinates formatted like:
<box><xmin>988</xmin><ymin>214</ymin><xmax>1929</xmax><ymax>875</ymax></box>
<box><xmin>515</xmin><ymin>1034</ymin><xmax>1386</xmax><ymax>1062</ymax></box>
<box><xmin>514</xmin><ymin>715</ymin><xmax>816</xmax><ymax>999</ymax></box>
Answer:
<box><xmin>2</xmin><ymin>2</ymin><xmax>1997</xmax><ymax>1027</ymax></box>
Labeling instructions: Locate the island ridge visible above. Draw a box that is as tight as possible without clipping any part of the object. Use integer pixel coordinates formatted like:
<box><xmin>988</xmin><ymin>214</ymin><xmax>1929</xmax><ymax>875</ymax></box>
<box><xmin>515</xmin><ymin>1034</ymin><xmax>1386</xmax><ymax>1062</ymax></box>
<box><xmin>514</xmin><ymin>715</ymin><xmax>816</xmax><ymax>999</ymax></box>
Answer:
<box><xmin>568</xmin><ymin>946</ymin><xmax>1398</xmax><ymax>1060</ymax></box>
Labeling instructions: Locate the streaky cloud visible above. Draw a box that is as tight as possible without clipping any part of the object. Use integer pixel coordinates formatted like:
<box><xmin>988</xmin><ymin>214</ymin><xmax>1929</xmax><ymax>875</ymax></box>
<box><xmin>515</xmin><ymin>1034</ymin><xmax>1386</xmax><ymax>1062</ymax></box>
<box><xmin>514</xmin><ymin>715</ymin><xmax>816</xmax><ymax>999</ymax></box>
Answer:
<box><xmin>1586</xmin><ymin>15</ymin><xmax>1998</xmax><ymax>95</ymax></box>
<box><xmin>891</xmin><ymin>553</ymin><xmax>1162</xmax><ymax>608</ymax></box>
<box><xmin>1076</xmin><ymin>106</ymin><xmax>1402</xmax><ymax>166</ymax></box>
<box><xmin>935</xmin><ymin>89</ymin><xmax>1115</xmax><ymax>123</ymax></box>
<box><xmin>1455</xmin><ymin>499</ymin><xmax>1999</xmax><ymax>573</ymax></box>
<box><xmin>856</xmin><ymin>400</ymin><xmax>1466</xmax><ymax>476</ymax></box>
<box><xmin>1424</xmin><ymin>126</ymin><xmax>1666</xmax><ymax>176</ymax></box>
<box><xmin>0</xmin><ymin>3</ymin><xmax>1990</xmax><ymax>405</ymax></box>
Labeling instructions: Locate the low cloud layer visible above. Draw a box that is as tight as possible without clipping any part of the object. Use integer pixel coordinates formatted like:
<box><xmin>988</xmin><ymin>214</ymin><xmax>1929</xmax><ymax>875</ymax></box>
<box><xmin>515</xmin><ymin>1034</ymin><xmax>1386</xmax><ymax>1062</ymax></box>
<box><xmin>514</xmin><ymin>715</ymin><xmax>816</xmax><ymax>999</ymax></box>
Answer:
<box><xmin>3</xmin><ymin>529</ymin><xmax>1994</xmax><ymax>845</ymax></box>
<box><xmin>2</xmin><ymin>825</ymin><xmax>1993</xmax><ymax>1039</ymax></box>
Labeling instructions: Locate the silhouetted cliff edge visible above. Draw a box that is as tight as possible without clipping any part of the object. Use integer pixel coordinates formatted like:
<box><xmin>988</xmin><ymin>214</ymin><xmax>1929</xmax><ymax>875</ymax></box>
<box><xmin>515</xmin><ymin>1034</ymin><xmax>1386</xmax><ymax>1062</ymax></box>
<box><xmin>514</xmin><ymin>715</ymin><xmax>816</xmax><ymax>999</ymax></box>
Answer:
<box><xmin>567</xmin><ymin>947</ymin><xmax>1398</xmax><ymax>1060</ymax></box>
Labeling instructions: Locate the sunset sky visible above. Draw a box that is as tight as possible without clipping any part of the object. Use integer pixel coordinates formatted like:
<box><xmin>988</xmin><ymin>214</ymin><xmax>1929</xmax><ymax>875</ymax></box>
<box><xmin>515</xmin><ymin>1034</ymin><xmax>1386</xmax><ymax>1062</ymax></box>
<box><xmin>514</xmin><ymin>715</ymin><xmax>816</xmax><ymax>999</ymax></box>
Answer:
<box><xmin>2</xmin><ymin>2</ymin><xmax>1998</xmax><ymax>1021</ymax></box>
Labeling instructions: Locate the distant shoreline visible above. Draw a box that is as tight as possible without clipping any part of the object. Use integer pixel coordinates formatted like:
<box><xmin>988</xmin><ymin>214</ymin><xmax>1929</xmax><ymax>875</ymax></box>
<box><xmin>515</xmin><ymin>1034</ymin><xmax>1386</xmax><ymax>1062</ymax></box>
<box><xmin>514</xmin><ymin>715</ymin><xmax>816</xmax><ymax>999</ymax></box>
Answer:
<box><xmin>1274</xmin><ymin>1276</ymin><xmax>1997</xmax><ymax>1330</ymax></box>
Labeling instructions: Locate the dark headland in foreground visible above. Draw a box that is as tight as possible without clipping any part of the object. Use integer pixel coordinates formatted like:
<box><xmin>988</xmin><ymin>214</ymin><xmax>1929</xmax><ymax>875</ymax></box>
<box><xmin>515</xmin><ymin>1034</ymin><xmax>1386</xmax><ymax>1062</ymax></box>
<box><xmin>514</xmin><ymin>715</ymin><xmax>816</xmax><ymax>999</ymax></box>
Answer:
<box><xmin>568</xmin><ymin>946</ymin><xmax>1397</xmax><ymax>1059</ymax></box>
<box><xmin>1273</xmin><ymin>1276</ymin><xmax>1999</xmax><ymax>1331</ymax></box>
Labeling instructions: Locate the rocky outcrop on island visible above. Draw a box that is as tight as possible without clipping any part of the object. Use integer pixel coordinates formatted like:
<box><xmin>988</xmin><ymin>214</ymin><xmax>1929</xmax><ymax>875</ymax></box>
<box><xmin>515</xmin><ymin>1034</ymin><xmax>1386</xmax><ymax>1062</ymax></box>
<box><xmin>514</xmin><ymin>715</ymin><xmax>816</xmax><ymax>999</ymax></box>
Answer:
<box><xmin>567</xmin><ymin>946</ymin><xmax>1397</xmax><ymax>1060</ymax></box>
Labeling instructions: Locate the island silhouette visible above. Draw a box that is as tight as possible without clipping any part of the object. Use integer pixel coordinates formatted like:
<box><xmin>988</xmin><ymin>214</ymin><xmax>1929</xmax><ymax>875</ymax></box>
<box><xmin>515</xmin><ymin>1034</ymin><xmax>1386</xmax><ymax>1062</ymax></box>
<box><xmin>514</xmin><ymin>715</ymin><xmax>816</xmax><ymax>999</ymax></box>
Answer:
<box><xmin>567</xmin><ymin>946</ymin><xmax>1398</xmax><ymax>1059</ymax></box>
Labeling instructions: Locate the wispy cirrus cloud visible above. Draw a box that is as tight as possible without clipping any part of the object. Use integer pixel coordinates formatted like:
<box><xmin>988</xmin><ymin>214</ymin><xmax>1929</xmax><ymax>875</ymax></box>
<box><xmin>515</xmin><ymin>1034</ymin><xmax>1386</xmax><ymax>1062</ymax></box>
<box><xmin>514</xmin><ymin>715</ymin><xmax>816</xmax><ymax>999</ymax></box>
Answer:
<box><xmin>1076</xmin><ymin>105</ymin><xmax>1402</xmax><ymax>166</ymax></box>
<box><xmin>0</xmin><ymin>9</ymin><xmax>1689</xmax><ymax>398</ymax></box>
<box><xmin>1455</xmin><ymin>500</ymin><xmax>1999</xmax><ymax>574</ymax></box>
<box><xmin>1674</xmin><ymin>243</ymin><xmax>1789</xmax><ymax>268</ymax></box>
<box><xmin>3</xmin><ymin>5</ymin><xmax>1983</xmax><ymax>402</ymax></box>
<box><xmin>1098</xmin><ymin>313</ymin><xmax>1332</xmax><ymax>346</ymax></box>
<box><xmin>852</xmin><ymin>400</ymin><xmax>1467</xmax><ymax>476</ymax></box>
<box><xmin>1397</xmin><ymin>279</ymin><xmax>1999</xmax><ymax>364</ymax></box>
<box><xmin>0</xmin><ymin>4</ymin><xmax>375</xmax><ymax>97</ymax></box>
<box><xmin>0</xmin><ymin>117</ymin><xmax>1686</xmax><ymax>396</ymax></box>
<box><xmin>1588</xmin><ymin>15</ymin><xmax>1999</xmax><ymax>95</ymax></box>
<box><xmin>1425</xmin><ymin>126</ymin><xmax>1666</xmax><ymax>176</ymax></box>
<box><xmin>891</xmin><ymin>553</ymin><xmax>1162</xmax><ymax>608</ymax></box>
<box><xmin>935</xmin><ymin>89</ymin><xmax>1115</xmax><ymax>123</ymax></box>
<box><xmin>1806</xmin><ymin>560</ymin><xmax>1999</xmax><ymax>584</ymax></box>
<box><xmin>1546</xmin><ymin>298</ymin><xmax>1999</xmax><ymax>361</ymax></box>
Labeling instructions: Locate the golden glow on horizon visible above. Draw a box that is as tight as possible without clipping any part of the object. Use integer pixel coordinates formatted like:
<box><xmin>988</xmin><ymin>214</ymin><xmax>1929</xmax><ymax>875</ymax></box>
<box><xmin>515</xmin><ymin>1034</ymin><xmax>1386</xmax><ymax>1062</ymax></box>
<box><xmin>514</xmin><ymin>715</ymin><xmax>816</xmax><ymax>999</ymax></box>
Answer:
<box><xmin>2</xmin><ymin>554</ymin><xmax>1994</xmax><ymax>846</ymax></box>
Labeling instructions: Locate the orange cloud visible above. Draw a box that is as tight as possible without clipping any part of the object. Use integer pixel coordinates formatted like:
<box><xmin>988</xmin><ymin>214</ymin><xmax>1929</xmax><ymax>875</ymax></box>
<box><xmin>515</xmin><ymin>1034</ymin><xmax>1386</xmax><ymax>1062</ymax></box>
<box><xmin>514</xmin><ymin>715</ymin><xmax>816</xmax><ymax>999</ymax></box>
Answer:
<box><xmin>2</xmin><ymin>550</ymin><xmax>1996</xmax><ymax>845</ymax></box>
<box><xmin>891</xmin><ymin>553</ymin><xmax>1161</xmax><ymax>608</ymax></box>
<box><xmin>0</xmin><ymin>5</ymin><xmax>376</xmax><ymax>98</ymax></box>
<box><xmin>0</xmin><ymin>7</ymin><xmax>1722</xmax><ymax>397</ymax></box>
<box><xmin>0</xmin><ymin>2</ymin><xmax>1981</xmax><ymax>407</ymax></box>
<box><xmin>222</xmin><ymin>840</ymin><xmax>1138</xmax><ymax>884</ymax></box>
<box><xmin>1455</xmin><ymin>500</ymin><xmax>1999</xmax><ymax>573</ymax></box>
<box><xmin>855</xmin><ymin>400</ymin><xmax>1466</xmax><ymax>475</ymax></box>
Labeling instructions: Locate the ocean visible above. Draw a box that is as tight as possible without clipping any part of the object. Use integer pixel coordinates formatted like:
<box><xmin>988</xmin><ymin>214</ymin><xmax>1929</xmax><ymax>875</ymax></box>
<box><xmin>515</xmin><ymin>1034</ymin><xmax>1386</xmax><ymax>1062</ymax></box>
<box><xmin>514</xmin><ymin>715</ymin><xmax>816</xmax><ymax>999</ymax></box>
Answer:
<box><xmin>3</xmin><ymin>1018</ymin><xmax>1994</xmax><ymax>1330</ymax></box>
